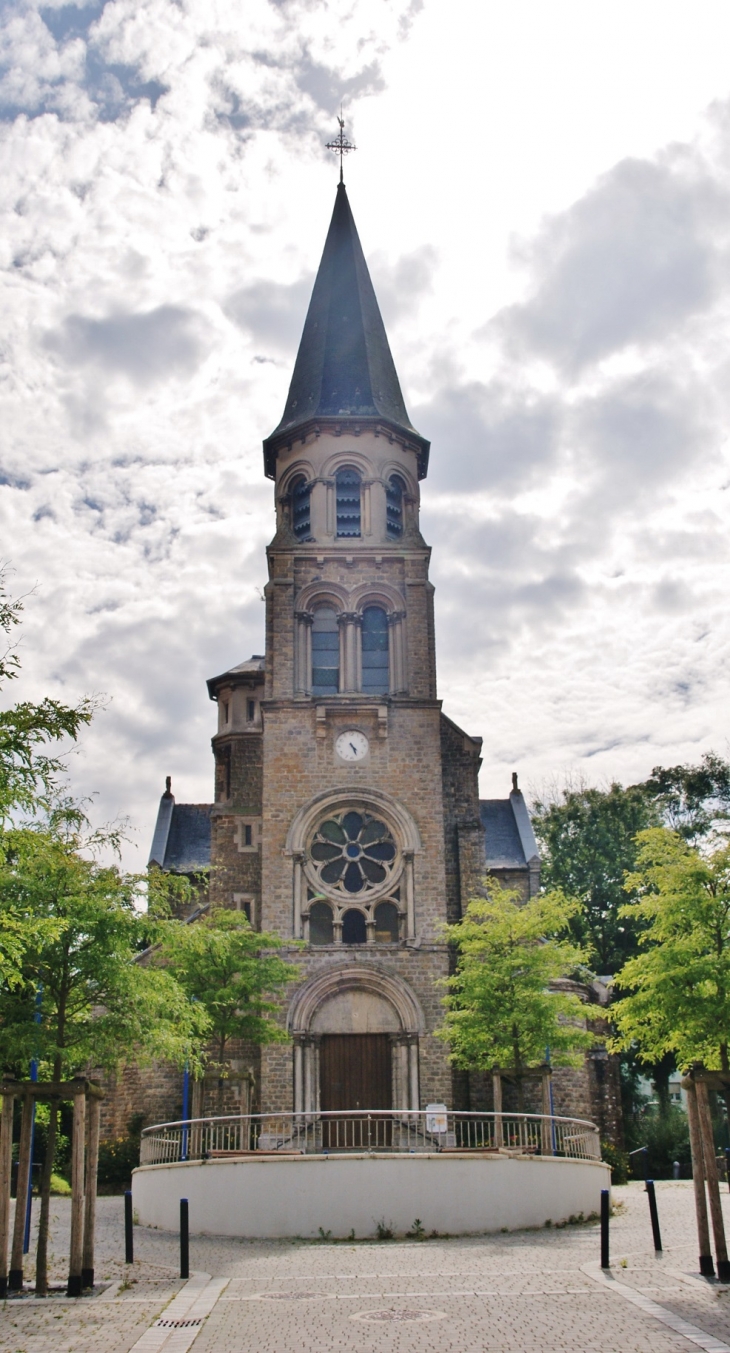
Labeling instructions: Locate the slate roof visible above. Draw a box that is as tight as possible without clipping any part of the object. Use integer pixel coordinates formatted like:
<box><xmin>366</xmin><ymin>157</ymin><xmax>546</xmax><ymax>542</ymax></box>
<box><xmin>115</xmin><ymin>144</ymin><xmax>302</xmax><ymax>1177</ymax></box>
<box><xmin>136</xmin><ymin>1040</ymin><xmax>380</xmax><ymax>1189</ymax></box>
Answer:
<box><xmin>206</xmin><ymin>654</ymin><xmax>265</xmax><ymax>700</ymax></box>
<box><xmin>148</xmin><ymin>791</ymin><xmax>212</xmax><ymax>873</ymax></box>
<box><xmin>263</xmin><ymin>183</ymin><xmax>429</xmax><ymax>477</ymax></box>
<box><xmin>480</xmin><ymin>791</ymin><xmax>540</xmax><ymax>870</ymax></box>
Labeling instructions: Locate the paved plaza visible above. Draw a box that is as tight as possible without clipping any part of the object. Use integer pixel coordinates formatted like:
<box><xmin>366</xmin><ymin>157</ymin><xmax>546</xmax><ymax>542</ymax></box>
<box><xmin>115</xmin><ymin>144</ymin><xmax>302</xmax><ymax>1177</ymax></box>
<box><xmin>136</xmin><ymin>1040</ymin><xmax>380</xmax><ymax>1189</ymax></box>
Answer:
<box><xmin>2</xmin><ymin>1182</ymin><xmax>730</xmax><ymax>1353</ymax></box>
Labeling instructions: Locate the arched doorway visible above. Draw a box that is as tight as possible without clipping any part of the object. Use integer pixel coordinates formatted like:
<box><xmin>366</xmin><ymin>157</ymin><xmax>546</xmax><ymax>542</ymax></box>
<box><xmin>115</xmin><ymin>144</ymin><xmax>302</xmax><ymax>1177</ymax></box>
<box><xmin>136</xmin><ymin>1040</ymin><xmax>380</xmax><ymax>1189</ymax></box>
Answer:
<box><xmin>288</xmin><ymin>967</ymin><xmax>424</xmax><ymax>1114</ymax></box>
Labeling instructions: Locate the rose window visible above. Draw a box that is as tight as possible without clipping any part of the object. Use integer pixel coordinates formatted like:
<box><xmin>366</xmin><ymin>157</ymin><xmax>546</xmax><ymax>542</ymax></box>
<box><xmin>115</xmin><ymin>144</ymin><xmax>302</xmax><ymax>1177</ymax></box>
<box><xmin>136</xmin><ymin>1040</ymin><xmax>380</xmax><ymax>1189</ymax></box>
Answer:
<box><xmin>309</xmin><ymin>811</ymin><xmax>397</xmax><ymax>895</ymax></box>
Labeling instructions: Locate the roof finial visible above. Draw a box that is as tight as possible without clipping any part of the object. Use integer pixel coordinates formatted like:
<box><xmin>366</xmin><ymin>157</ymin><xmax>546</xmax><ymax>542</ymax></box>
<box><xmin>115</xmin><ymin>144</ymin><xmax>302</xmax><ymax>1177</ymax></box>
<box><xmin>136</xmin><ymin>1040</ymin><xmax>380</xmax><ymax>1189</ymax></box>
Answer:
<box><xmin>511</xmin><ymin>772</ymin><xmax>519</xmax><ymax>794</ymax></box>
<box><xmin>326</xmin><ymin>107</ymin><xmax>356</xmax><ymax>184</ymax></box>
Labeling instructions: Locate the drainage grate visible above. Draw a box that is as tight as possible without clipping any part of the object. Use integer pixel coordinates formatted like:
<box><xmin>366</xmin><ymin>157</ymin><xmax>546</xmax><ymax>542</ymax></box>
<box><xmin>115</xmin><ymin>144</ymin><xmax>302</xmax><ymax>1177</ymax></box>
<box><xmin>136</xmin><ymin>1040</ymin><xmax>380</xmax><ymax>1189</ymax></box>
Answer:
<box><xmin>352</xmin><ymin>1309</ymin><xmax>448</xmax><ymax>1323</ymax></box>
<box><xmin>154</xmin><ymin>1318</ymin><xmax>203</xmax><ymax>1328</ymax></box>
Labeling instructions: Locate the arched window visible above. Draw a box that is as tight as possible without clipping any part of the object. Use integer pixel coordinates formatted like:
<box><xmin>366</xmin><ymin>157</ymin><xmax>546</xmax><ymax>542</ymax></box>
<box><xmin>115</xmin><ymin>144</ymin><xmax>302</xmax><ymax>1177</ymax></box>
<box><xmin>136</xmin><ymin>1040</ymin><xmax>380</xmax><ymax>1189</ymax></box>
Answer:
<box><xmin>342</xmin><ymin>908</ymin><xmax>367</xmax><ymax>944</ymax></box>
<box><xmin>290</xmin><ymin>475</ymin><xmax>311</xmax><ymax>540</ymax></box>
<box><xmin>309</xmin><ymin>901</ymin><xmax>333</xmax><ymax>945</ymax></box>
<box><xmin>386</xmin><ymin>475</ymin><xmax>405</xmax><ymax>539</ymax></box>
<box><xmin>361</xmin><ymin>606</ymin><xmax>389</xmax><ymax>695</ymax></box>
<box><xmin>336</xmin><ymin>468</ymin><xmax>361</xmax><ymax>537</ymax></box>
<box><xmin>311</xmin><ymin>606</ymin><xmax>339</xmax><ymax>696</ymax></box>
<box><xmin>374</xmin><ymin>901</ymin><xmax>400</xmax><ymax>943</ymax></box>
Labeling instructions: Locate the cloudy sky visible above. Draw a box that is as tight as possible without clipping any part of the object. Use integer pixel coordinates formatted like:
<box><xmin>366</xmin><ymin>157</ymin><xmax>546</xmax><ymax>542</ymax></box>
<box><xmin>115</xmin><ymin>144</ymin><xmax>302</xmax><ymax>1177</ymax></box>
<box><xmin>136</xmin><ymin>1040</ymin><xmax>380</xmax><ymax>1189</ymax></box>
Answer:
<box><xmin>2</xmin><ymin>0</ymin><xmax>730</xmax><ymax>867</ymax></box>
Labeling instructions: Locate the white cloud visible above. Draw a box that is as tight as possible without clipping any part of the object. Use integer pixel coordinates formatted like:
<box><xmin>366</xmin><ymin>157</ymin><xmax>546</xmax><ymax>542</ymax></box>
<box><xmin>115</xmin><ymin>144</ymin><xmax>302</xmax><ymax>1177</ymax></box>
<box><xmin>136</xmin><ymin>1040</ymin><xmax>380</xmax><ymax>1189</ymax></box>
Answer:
<box><xmin>2</xmin><ymin>0</ymin><xmax>730</xmax><ymax>868</ymax></box>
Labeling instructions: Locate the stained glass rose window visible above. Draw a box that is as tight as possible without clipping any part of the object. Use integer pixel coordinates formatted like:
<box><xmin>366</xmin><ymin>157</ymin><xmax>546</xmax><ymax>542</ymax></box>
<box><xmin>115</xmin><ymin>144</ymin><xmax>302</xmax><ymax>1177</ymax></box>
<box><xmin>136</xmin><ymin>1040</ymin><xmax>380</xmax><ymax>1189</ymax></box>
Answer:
<box><xmin>309</xmin><ymin>810</ymin><xmax>397</xmax><ymax>895</ymax></box>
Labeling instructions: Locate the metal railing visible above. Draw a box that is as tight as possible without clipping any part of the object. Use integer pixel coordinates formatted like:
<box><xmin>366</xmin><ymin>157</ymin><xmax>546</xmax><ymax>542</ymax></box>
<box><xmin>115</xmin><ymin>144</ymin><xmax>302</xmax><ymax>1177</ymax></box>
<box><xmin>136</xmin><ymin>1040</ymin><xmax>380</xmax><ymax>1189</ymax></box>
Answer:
<box><xmin>139</xmin><ymin>1109</ymin><xmax>601</xmax><ymax>1166</ymax></box>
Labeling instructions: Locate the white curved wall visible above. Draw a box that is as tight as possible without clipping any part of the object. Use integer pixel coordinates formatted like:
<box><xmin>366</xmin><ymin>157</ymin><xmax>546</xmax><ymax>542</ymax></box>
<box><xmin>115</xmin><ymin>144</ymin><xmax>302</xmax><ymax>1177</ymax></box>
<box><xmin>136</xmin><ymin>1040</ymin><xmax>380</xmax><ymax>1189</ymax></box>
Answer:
<box><xmin>133</xmin><ymin>1153</ymin><xmax>610</xmax><ymax>1239</ymax></box>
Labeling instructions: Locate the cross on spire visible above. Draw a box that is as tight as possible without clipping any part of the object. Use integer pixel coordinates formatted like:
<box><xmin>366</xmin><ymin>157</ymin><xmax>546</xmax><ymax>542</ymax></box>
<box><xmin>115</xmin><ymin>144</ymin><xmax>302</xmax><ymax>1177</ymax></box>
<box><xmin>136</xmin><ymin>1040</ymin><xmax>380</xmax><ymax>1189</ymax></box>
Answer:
<box><xmin>326</xmin><ymin>111</ymin><xmax>356</xmax><ymax>184</ymax></box>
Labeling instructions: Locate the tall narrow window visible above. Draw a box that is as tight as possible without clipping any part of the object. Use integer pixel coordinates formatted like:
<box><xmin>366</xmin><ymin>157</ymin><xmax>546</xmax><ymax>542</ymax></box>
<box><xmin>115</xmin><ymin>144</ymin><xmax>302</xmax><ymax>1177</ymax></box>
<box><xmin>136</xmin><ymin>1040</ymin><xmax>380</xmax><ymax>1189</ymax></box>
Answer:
<box><xmin>386</xmin><ymin>474</ymin><xmax>405</xmax><ymax>539</ymax></box>
<box><xmin>290</xmin><ymin>475</ymin><xmax>311</xmax><ymax>540</ymax></box>
<box><xmin>342</xmin><ymin>909</ymin><xmax>367</xmax><ymax>944</ymax></box>
<box><xmin>361</xmin><ymin>606</ymin><xmax>389</xmax><ymax>695</ymax></box>
<box><xmin>311</xmin><ymin>606</ymin><xmax>340</xmax><ymax>696</ymax></box>
<box><xmin>336</xmin><ymin>468</ymin><xmax>361</xmax><ymax>537</ymax></box>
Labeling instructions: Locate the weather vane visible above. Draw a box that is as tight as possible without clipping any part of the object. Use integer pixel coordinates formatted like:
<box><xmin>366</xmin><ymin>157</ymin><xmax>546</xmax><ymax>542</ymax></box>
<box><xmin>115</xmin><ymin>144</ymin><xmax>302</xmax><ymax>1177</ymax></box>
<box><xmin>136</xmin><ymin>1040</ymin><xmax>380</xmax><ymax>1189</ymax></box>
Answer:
<box><xmin>326</xmin><ymin>110</ymin><xmax>356</xmax><ymax>184</ymax></box>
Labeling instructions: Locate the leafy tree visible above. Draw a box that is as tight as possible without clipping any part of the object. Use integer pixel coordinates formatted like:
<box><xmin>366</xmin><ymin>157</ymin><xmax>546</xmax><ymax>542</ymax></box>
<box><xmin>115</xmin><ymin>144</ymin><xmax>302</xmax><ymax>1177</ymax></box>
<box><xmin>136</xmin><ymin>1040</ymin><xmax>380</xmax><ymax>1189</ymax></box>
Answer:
<box><xmin>640</xmin><ymin>753</ymin><xmax>730</xmax><ymax>844</ymax></box>
<box><xmin>0</xmin><ymin>573</ymin><xmax>94</xmax><ymax>823</ymax></box>
<box><xmin>532</xmin><ymin>782</ymin><xmax>657</xmax><ymax>974</ymax></box>
<box><xmin>610</xmin><ymin>828</ymin><xmax>730</xmax><ymax>1089</ymax></box>
<box><xmin>154</xmin><ymin>908</ymin><xmax>300</xmax><ymax>1111</ymax></box>
<box><xmin>436</xmin><ymin>884</ymin><xmax>594</xmax><ymax>1106</ymax></box>
<box><xmin>0</xmin><ymin>818</ymin><xmax>210</xmax><ymax>1292</ymax></box>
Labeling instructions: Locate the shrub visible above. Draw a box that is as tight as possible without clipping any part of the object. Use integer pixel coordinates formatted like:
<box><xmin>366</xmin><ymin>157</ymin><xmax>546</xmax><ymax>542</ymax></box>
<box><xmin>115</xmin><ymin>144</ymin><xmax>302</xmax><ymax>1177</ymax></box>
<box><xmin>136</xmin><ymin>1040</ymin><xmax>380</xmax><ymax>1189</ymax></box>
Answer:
<box><xmin>601</xmin><ymin>1140</ymin><xmax>629</xmax><ymax>1185</ymax></box>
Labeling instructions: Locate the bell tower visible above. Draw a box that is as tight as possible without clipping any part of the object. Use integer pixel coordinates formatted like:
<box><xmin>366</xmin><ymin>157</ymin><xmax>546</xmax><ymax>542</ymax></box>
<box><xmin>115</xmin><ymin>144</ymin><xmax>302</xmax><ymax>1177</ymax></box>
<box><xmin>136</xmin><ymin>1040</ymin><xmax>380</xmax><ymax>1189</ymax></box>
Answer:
<box><xmin>233</xmin><ymin>178</ymin><xmax>482</xmax><ymax>1116</ymax></box>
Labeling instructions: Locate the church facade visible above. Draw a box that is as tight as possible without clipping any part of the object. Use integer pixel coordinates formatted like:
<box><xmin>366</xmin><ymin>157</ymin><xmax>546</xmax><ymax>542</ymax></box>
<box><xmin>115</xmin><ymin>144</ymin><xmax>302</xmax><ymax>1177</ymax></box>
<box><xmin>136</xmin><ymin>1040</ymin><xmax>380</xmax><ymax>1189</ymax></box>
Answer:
<box><xmin>134</xmin><ymin>182</ymin><xmax>621</xmax><ymax>1143</ymax></box>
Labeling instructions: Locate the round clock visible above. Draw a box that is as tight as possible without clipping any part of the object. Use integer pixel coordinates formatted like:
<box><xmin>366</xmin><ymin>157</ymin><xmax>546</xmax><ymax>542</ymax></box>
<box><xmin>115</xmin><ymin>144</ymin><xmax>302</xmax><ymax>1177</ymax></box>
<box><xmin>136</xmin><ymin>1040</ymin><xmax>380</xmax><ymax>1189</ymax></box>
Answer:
<box><xmin>335</xmin><ymin>729</ymin><xmax>369</xmax><ymax>762</ymax></box>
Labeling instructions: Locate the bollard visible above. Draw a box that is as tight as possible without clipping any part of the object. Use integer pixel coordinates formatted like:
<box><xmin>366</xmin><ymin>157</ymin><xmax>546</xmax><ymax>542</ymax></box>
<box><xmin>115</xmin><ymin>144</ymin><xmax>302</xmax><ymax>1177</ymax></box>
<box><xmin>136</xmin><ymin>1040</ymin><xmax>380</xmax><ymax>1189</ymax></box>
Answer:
<box><xmin>180</xmin><ymin>1198</ymin><xmax>189</xmax><ymax>1280</ymax></box>
<box><xmin>124</xmin><ymin>1190</ymin><xmax>134</xmax><ymax>1265</ymax></box>
<box><xmin>646</xmin><ymin>1180</ymin><xmax>662</xmax><ymax>1252</ymax></box>
<box><xmin>600</xmin><ymin>1189</ymin><xmax>610</xmax><ymax>1269</ymax></box>
<box><xmin>673</xmin><ymin>1161</ymin><xmax>680</xmax><ymax>1181</ymax></box>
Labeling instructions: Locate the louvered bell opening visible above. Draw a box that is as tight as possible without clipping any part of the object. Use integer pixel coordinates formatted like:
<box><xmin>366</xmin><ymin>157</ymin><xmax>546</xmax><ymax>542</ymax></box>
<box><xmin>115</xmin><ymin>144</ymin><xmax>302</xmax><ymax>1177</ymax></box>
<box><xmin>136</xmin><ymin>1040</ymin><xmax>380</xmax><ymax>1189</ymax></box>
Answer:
<box><xmin>291</xmin><ymin>476</ymin><xmax>312</xmax><ymax>540</ymax></box>
<box><xmin>311</xmin><ymin>606</ymin><xmax>339</xmax><ymax>696</ymax></box>
<box><xmin>361</xmin><ymin>606</ymin><xmax>389</xmax><ymax>695</ymax></box>
<box><xmin>336</xmin><ymin>468</ymin><xmax>361</xmax><ymax>537</ymax></box>
<box><xmin>385</xmin><ymin>474</ymin><xmax>405</xmax><ymax>539</ymax></box>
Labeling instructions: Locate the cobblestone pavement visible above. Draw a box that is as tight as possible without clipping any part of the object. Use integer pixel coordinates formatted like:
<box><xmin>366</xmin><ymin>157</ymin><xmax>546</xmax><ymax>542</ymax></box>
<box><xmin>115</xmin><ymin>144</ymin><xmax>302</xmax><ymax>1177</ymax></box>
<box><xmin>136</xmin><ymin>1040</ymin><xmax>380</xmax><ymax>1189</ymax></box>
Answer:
<box><xmin>2</xmin><ymin>1182</ymin><xmax>730</xmax><ymax>1352</ymax></box>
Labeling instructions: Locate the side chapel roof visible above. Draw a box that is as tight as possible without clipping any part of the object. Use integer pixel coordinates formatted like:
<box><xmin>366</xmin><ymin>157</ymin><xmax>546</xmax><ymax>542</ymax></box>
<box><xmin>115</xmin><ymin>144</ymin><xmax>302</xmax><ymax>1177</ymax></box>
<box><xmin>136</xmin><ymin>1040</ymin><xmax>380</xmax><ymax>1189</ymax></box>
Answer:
<box><xmin>148</xmin><ymin>782</ymin><xmax>212</xmax><ymax>873</ymax></box>
<box><xmin>263</xmin><ymin>182</ymin><xmax>429</xmax><ymax>477</ymax></box>
<box><xmin>480</xmin><ymin>784</ymin><xmax>540</xmax><ymax>871</ymax></box>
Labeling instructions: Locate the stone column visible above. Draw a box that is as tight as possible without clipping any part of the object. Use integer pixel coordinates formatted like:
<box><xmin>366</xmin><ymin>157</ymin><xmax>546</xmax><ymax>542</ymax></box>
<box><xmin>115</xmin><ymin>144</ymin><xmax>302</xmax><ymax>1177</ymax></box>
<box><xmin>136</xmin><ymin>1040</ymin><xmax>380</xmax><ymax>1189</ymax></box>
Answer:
<box><xmin>407</xmin><ymin>1037</ymin><xmax>420</xmax><ymax>1111</ymax></box>
<box><xmin>362</xmin><ymin>479</ymin><xmax>372</xmax><ymax>536</ymax></box>
<box><xmin>388</xmin><ymin>611</ymin><xmax>407</xmax><ymax>693</ymax></box>
<box><xmin>294</xmin><ymin>611</ymin><xmax>313</xmax><ymax>696</ymax></box>
<box><xmin>403</xmin><ymin>853</ymin><xmax>415</xmax><ymax>940</ymax></box>
<box><xmin>302</xmin><ymin>1038</ymin><xmax>321</xmax><ymax>1115</ymax></box>
<box><xmin>292</xmin><ymin>854</ymin><xmax>304</xmax><ymax>939</ymax></box>
<box><xmin>310</xmin><ymin>477</ymin><xmax>329</xmax><ymax>540</ymax></box>
<box><xmin>293</xmin><ymin>1039</ymin><xmax>305</xmax><ymax>1115</ymax></box>
<box><xmin>339</xmin><ymin>612</ymin><xmax>362</xmax><ymax>692</ymax></box>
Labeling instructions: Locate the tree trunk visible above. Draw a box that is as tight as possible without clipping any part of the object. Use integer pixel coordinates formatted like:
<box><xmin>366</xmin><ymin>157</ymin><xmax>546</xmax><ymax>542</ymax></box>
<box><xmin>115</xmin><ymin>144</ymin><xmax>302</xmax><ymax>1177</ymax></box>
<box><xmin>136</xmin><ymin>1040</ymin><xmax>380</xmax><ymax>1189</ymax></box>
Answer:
<box><xmin>34</xmin><ymin>1098</ymin><xmax>58</xmax><ymax>1296</ymax></box>
<box><xmin>35</xmin><ymin>1055</ymin><xmax>62</xmax><ymax>1297</ymax></box>
<box><xmin>652</xmin><ymin>1053</ymin><xmax>674</xmax><ymax>1117</ymax></box>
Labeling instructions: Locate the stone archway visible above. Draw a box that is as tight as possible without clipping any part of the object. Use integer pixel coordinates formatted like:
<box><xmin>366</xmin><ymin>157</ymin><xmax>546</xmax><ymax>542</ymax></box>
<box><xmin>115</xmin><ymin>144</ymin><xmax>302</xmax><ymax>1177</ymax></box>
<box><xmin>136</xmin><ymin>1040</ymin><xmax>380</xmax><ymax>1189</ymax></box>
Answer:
<box><xmin>288</xmin><ymin>966</ymin><xmax>424</xmax><ymax>1113</ymax></box>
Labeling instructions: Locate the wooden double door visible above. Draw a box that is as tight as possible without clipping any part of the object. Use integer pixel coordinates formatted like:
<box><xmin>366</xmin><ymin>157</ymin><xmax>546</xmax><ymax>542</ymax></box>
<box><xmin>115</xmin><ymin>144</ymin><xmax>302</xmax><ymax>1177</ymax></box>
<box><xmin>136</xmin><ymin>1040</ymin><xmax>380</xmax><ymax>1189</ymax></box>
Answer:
<box><xmin>320</xmin><ymin>1034</ymin><xmax>392</xmax><ymax>1148</ymax></box>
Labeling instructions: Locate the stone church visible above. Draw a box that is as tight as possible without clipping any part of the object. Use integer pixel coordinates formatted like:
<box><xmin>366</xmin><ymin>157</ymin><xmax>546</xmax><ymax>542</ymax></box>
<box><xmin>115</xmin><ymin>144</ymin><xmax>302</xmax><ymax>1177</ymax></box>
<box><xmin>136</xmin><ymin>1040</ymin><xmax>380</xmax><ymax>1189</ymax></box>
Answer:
<box><xmin>105</xmin><ymin>182</ymin><xmax>621</xmax><ymax>1143</ymax></box>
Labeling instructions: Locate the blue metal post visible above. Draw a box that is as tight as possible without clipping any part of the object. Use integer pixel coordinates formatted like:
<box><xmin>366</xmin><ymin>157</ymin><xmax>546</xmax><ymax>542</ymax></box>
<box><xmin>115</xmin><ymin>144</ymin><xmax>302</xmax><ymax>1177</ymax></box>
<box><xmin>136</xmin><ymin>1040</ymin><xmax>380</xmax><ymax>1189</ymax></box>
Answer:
<box><xmin>181</xmin><ymin>1065</ymin><xmax>189</xmax><ymax>1162</ymax></box>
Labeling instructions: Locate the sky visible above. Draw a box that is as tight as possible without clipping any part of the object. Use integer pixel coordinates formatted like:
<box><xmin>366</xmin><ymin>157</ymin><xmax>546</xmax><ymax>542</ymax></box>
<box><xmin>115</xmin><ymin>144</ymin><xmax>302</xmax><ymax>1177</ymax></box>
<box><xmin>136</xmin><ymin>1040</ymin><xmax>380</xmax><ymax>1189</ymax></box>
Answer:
<box><xmin>2</xmin><ymin>0</ymin><xmax>730</xmax><ymax>868</ymax></box>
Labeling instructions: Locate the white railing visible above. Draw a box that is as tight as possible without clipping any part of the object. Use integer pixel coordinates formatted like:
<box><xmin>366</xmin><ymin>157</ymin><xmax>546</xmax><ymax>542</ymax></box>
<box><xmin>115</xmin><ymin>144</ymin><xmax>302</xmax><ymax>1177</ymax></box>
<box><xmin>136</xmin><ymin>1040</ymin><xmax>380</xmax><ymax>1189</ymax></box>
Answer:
<box><xmin>139</xmin><ymin>1110</ymin><xmax>601</xmax><ymax>1165</ymax></box>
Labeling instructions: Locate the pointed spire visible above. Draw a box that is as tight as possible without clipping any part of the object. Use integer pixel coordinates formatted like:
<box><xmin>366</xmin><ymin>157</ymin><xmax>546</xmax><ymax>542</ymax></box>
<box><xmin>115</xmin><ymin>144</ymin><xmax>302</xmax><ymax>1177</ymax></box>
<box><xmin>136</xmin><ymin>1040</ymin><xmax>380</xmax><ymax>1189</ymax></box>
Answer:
<box><xmin>263</xmin><ymin>184</ymin><xmax>429</xmax><ymax>477</ymax></box>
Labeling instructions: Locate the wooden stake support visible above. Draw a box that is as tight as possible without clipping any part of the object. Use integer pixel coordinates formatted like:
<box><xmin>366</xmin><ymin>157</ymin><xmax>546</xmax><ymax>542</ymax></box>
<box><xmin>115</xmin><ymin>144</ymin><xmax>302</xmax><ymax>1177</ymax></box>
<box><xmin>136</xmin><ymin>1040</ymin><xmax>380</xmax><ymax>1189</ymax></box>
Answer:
<box><xmin>0</xmin><ymin>1093</ymin><xmax>15</xmax><ymax>1298</ymax></box>
<box><xmin>0</xmin><ymin>1079</ymin><xmax>105</xmax><ymax>1297</ymax></box>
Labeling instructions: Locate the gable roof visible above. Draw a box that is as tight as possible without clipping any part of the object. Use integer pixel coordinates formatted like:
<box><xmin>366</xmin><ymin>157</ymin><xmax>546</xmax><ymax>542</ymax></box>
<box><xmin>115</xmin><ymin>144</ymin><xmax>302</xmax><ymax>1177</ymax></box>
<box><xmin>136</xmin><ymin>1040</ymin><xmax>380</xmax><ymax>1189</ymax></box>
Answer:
<box><xmin>149</xmin><ymin>789</ymin><xmax>212</xmax><ymax>873</ymax></box>
<box><xmin>480</xmin><ymin>791</ymin><xmax>540</xmax><ymax>870</ymax></box>
<box><xmin>263</xmin><ymin>183</ymin><xmax>429</xmax><ymax>477</ymax></box>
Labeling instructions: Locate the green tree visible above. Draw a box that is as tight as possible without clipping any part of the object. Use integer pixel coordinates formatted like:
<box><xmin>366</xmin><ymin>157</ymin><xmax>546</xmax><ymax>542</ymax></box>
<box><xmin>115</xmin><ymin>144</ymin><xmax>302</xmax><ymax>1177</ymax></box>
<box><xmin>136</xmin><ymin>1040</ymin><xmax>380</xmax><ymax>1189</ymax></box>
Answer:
<box><xmin>640</xmin><ymin>753</ymin><xmax>730</xmax><ymax>844</ymax></box>
<box><xmin>154</xmin><ymin>908</ymin><xmax>300</xmax><ymax>1111</ymax></box>
<box><xmin>0</xmin><ymin>818</ymin><xmax>210</xmax><ymax>1292</ymax></box>
<box><xmin>436</xmin><ymin>884</ymin><xmax>594</xmax><ymax>1105</ymax></box>
<box><xmin>610</xmin><ymin>828</ymin><xmax>730</xmax><ymax>1084</ymax></box>
<box><xmin>0</xmin><ymin>573</ymin><xmax>93</xmax><ymax>823</ymax></box>
<box><xmin>531</xmin><ymin>782</ymin><xmax>657</xmax><ymax>974</ymax></box>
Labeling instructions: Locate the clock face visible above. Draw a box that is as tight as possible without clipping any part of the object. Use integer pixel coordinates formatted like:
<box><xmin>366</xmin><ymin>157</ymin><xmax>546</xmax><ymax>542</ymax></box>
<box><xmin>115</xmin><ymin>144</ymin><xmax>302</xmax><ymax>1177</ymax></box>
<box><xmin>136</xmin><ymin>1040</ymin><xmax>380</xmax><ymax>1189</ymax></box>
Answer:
<box><xmin>335</xmin><ymin>730</ymin><xmax>369</xmax><ymax>762</ymax></box>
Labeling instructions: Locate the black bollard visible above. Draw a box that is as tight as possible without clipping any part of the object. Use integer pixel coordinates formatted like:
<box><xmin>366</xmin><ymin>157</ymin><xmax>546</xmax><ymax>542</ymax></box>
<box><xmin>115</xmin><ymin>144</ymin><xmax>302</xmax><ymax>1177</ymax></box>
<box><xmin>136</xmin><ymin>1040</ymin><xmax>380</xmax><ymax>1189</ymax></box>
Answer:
<box><xmin>600</xmin><ymin>1188</ymin><xmax>610</xmax><ymax>1269</ymax></box>
<box><xmin>124</xmin><ymin>1190</ymin><xmax>134</xmax><ymax>1265</ymax></box>
<box><xmin>180</xmin><ymin>1198</ymin><xmax>189</xmax><ymax>1281</ymax></box>
<box><xmin>646</xmin><ymin>1180</ymin><xmax>662</xmax><ymax>1252</ymax></box>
